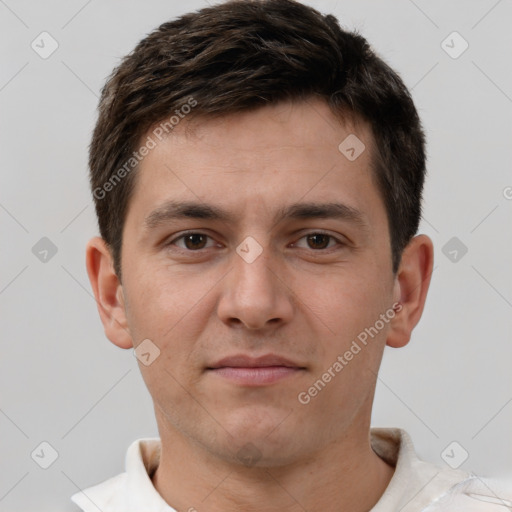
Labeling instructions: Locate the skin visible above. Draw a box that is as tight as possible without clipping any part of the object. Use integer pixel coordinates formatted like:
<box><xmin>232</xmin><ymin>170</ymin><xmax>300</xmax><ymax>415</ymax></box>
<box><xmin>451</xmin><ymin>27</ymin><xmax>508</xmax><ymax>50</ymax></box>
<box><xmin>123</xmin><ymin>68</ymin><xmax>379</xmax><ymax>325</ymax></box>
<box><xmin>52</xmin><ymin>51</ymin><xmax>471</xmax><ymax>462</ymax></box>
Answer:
<box><xmin>86</xmin><ymin>99</ymin><xmax>433</xmax><ymax>512</ymax></box>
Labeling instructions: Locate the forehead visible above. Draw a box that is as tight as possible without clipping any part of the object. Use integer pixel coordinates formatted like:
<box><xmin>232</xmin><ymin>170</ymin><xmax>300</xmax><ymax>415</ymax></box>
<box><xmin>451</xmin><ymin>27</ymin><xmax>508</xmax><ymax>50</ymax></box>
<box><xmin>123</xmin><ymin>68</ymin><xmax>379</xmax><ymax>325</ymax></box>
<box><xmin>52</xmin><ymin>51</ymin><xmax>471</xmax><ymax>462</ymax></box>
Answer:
<box><xmin>125</xmin><ymin>99</ymin><xmax>384</xmax><ymax>229</ymax></box>
<box><xmin>158</xmin><ymin>100</ymin><xmax>371</xmax><ymax>160</ymax></box>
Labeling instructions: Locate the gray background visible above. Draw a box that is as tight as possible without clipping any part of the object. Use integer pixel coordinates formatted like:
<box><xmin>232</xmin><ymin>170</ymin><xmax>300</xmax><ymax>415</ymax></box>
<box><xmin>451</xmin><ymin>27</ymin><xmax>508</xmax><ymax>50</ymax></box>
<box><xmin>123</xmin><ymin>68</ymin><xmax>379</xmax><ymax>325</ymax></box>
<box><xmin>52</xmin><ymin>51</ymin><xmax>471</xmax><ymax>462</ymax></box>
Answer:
<box><xmin>1</xmin><ymin>0</ymin><xmax>511</xmax><ymax>510</ymax></box>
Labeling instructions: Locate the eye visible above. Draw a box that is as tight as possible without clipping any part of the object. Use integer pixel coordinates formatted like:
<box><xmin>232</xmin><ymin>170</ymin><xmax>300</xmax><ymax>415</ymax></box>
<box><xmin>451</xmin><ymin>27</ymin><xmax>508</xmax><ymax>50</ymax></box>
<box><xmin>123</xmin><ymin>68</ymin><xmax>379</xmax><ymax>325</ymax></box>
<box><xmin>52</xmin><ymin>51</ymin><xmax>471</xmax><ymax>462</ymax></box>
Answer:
<box><xmin>169</xmin><ymin>232</ymin><xmax>217</xmax><ymax>250</ymax></box>
<box><xmin>293</xmin><ymin>232</ymin><xmax>341</xmax><ymax>250</ymax></box>
<box><xmin>166</xmin><ymin>231</ymin><xmax>343</xmax><ymax>252</ymax></box>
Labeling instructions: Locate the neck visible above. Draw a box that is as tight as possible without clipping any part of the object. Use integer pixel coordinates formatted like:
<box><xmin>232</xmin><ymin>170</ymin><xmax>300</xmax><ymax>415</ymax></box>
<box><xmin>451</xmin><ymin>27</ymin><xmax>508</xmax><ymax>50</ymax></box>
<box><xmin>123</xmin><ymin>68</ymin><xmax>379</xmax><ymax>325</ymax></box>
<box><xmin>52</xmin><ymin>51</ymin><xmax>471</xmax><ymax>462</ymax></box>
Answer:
<box><xmin>151</xmin><ymin>419</ymin><xmax>395</xmax><ymax>512</ymax></box>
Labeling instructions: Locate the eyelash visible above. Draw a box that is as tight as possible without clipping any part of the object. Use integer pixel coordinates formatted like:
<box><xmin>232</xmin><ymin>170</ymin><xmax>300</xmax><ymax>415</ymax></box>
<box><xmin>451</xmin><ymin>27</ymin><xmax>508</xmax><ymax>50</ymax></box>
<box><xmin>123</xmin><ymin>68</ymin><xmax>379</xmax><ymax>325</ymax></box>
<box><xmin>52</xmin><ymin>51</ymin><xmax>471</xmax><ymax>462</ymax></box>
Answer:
<box><xmin>166</xmin><ymin>231</ymin><xmax>345</xmax><ymax>252</ymax></box>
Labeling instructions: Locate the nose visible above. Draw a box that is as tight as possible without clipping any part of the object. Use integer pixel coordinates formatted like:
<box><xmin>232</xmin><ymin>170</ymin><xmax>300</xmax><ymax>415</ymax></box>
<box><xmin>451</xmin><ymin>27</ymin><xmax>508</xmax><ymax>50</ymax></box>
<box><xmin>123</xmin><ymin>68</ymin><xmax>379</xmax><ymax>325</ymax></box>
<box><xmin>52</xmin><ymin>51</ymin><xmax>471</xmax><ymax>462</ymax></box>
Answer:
<box><xmin>216</xmin><ymin>242</ymin><xmax>294</xmax><ymax>331</ymax></box>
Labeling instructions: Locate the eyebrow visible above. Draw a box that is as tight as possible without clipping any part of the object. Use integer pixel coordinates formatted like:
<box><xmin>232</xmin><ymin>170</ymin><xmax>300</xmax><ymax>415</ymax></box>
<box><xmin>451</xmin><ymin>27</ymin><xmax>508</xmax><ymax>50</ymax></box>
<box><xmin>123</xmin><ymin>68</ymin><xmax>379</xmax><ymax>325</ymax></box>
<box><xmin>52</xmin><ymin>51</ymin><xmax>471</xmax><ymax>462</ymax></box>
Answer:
<box><xmin>143</xmin><ymin>200</ymin><xmax>369</xmax><ymax>231</ymax></box>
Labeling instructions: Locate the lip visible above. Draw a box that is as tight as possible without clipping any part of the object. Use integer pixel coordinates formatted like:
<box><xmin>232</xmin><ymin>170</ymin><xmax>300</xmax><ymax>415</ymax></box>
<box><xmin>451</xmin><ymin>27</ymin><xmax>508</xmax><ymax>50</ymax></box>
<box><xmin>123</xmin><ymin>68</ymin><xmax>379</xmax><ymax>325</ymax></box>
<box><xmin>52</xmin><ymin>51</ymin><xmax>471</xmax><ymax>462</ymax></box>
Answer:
<box><xmin>208</xmin><ymin>353</ymin><xmax>304</xmax><ymax>369</ymax></box>
<box><xmin>206</xmin><ymin>354</ymin><xmax>306</xmax><ymax>386</ymax></box>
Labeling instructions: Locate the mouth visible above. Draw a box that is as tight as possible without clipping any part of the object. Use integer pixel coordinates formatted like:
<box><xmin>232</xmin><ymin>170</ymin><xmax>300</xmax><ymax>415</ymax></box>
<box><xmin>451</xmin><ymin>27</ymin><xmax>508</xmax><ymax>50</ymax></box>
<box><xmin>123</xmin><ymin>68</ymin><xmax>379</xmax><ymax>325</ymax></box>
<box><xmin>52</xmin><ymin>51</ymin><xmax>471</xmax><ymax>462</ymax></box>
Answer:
<box><xmin>206</xmin><ymin>354</ymin><xmax>307</xmax><ymax>386</ymax></box>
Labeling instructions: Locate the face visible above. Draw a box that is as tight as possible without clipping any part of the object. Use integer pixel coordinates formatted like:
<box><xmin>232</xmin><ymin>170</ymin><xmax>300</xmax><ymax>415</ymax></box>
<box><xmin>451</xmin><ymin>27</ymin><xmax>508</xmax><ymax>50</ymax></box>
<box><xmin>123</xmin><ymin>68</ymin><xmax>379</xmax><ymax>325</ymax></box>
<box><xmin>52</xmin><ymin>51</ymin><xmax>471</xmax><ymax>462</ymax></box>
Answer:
<box><xmin>115</xmin><ymin>100</ymin><xmax>401</xmax><ymax>466</ymax></box>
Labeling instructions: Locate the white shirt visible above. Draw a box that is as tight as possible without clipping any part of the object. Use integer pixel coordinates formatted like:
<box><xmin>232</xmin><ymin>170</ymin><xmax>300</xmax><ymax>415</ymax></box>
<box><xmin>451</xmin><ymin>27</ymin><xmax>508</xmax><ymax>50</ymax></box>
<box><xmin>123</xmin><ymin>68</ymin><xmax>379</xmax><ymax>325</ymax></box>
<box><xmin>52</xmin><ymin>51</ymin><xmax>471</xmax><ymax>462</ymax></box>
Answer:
<box><xmin>71</xmin><ymin>428</ymin><xmax>512</xmax><ymax>511</ymax></box>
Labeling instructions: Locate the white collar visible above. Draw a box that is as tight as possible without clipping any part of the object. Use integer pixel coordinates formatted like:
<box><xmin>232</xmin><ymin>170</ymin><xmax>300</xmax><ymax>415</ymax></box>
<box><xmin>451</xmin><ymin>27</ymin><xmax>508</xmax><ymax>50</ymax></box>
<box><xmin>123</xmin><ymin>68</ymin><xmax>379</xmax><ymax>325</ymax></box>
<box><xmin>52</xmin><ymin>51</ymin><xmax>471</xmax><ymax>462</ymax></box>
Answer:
<box><xmin>369</xmin><ymin>428</ymin><xmax>470</xmax><ymax>511</ymax></box>
<box><xmin>71</xmin><ymin>427</ymin><xmax>479</xmax><ymax>512</ymax></box>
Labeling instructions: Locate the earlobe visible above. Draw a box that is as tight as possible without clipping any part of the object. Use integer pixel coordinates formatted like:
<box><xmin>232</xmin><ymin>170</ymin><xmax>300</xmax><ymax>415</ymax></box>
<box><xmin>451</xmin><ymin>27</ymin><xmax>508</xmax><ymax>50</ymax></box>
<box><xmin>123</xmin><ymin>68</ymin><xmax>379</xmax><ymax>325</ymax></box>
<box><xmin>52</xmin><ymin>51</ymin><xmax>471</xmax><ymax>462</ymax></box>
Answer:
<box><xmin>85</xmin><ymin>237</ymin><xmax>133</xmax><ymax>349</ymax></box>
<box><xmin>386</xmin><ymin>235</ymin><xmax>434</xmax><ymax>349</ymax></box>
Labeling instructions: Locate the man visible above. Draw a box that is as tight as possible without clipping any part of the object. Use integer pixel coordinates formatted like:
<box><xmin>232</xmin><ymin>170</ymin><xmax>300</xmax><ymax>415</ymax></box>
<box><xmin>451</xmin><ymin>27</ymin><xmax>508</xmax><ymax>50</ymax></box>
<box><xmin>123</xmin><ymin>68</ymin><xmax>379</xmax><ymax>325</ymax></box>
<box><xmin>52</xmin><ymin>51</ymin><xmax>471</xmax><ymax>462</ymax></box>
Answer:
<box><xmin>74</xmin><ymin>0</ymin><xmax>510</xmax><ymax>510</ymax></box>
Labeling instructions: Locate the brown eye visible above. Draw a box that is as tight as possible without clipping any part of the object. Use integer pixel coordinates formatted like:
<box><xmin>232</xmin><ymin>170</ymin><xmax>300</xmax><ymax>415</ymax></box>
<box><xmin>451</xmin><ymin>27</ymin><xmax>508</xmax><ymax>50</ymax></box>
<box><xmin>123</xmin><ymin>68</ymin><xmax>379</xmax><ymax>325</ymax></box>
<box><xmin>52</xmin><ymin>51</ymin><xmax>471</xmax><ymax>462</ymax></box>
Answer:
<box><xmin>306</xmin><ymin>234</ymin><xmax>331</xmax><ymax>249</ymax></box>
<box><xmin>292</xmin><ymin>232</ymin><xmax>342</xmax><ymax>251</ymax></box>
<box><xmin>169</xmin><ymin>232</ymin><xmax>215</xmax><ymax>251</ymax></box>
<box><xmin>183</xmin><ymin>233</ymin><xmax>208</xmax><ymax>250</ymax></box>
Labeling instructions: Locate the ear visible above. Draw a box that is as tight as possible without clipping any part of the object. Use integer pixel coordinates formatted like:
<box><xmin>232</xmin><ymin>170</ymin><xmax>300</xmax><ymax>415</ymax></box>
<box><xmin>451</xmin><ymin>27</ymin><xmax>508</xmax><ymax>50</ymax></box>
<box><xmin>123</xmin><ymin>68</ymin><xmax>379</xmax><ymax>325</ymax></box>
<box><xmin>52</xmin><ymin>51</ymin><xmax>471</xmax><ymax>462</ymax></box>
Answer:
<box><xmin>85</xmin><ymin>236</ymin><xmax>133</xmax><ymax>349</ymax></box>
<box><xmin>386</xmin><ymin>234</ymin><xmax>434</xmax><ymax>348</ymax></box>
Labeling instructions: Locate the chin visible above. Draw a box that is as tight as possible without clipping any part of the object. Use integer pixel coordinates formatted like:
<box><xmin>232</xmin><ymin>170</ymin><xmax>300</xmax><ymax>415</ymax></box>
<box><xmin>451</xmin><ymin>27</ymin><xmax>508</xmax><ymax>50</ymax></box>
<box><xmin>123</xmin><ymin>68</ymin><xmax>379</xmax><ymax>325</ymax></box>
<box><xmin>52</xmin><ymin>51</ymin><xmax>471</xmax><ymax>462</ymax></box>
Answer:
<box><xmin>215</xmin><ymin>410</ymin><xmax>305</xmax><ymax>466</ymax></box>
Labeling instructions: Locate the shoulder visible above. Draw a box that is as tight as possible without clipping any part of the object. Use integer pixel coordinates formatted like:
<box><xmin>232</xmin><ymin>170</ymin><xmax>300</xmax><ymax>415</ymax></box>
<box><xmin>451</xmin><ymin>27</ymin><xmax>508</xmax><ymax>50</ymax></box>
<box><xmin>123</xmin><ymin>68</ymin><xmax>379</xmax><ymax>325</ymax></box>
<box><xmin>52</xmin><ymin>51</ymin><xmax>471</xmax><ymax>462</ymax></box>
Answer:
<box><xmin>423</xmin><ymin>476</ymin><xmax>512</xmax><ymax>511</ymax></box>
<box><xmin>70</xmin><ymin>437</ymin><xmax>164</xmax><ymax>512</ymax></box>
<box><xmin>370</xmin><ymin>428</ymin><xmax>512</xmax><ymax>512</ymax></box>
<box><xmin>71</xmin><ymin>472</ymin><xmax>128</xmax><ymax>512</ymax></box>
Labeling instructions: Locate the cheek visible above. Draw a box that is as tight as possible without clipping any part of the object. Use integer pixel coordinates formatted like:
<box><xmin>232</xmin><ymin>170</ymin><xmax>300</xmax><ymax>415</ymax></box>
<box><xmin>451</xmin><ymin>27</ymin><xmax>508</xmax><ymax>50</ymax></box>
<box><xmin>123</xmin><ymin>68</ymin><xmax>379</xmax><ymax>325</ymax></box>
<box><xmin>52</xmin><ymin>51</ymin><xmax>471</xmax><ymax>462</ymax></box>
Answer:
<box><xmin>123</xmin><ymin>261</ymin><xmax>212</xmax><ymax>346</ymax></box>
<box><xmin>296</xmin><ymin>267</ymin><xmax>392</xmax><ymax>339</ymax></box>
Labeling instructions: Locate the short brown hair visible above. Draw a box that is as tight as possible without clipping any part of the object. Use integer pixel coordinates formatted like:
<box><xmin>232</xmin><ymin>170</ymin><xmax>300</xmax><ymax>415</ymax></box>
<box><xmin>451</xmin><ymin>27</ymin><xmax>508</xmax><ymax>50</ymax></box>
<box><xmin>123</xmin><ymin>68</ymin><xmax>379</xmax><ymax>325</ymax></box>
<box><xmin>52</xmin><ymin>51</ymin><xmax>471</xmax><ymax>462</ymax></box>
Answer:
<box><xmin>89</xmin><ymin>0</ymin><xmax>426</xmax><ymax>279</ymax></box>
